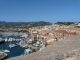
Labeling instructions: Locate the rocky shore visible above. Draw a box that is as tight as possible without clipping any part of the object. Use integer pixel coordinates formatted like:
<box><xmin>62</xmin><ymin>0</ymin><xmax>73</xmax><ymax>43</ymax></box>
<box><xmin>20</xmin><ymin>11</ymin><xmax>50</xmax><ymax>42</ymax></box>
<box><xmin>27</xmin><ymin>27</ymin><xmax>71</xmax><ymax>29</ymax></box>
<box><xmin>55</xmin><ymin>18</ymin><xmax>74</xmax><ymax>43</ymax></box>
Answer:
<box><xmin>0</xmin><ymin>52</ymin><xmax>7</xmax><ymax>60</ymax></box>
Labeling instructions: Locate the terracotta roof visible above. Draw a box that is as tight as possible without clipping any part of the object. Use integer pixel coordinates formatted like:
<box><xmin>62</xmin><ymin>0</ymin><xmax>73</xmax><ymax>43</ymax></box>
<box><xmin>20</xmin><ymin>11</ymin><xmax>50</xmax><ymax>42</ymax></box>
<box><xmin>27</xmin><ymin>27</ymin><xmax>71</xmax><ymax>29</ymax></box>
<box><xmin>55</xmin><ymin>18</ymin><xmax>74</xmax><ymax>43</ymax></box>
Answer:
<box><xmin>66</xmin><ymin>32</ymin><xmax>75</xmax><ymax>34</ymax></box>
<box><xmin>54</xmin><ymin>30</ymin><xmax>66</xmax><ymax>33</ymax></box>
<box><xmin>41</xmin><ymin>30</ymin><xmax>48</xmax><ymax>32</ymax></box>
<box><xmin>43</xmin><ymin>34</ymin><xmax>49</xmax><ymax>36</ymax></box>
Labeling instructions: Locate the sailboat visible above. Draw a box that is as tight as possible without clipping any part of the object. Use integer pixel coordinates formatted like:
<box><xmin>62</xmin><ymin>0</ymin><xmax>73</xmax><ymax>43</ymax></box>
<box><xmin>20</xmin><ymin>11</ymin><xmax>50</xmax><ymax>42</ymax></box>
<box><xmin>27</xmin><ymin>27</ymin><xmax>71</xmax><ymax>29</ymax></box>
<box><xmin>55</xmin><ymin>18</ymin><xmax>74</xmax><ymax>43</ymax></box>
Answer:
<box><xmin>4</xmin><ymin>42</ymin><xmax>10</xmax><ymax>53</ymax></box>
<box><xmin>9</xmin><ymin>38</ymin><xmax>16</xmax><ymax>48</ymax></box>
<box><xmin>0</xmin><ymin>45</ymin><xmax>10</xmax><ymax>53</ymax></box>
<box><xmin>5</xmin><ymin>37</ymin><xmax>8</xmax><ymax>42</ymax></box>
<box><xmin>0</xmin><ymin>45</ymin><xmax>4</xmax><ymax>53</ymax></box>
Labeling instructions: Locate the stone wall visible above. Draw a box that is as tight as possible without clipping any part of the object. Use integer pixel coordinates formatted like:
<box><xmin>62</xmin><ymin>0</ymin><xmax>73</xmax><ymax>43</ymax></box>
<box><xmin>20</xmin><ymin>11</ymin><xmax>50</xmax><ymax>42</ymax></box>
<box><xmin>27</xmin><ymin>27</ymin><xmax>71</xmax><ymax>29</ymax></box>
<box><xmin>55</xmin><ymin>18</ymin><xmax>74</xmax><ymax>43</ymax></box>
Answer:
<box><xmin>7</xmin><ymin>35</ymin><xmax>80</xmax><ymax>60</ymax></box>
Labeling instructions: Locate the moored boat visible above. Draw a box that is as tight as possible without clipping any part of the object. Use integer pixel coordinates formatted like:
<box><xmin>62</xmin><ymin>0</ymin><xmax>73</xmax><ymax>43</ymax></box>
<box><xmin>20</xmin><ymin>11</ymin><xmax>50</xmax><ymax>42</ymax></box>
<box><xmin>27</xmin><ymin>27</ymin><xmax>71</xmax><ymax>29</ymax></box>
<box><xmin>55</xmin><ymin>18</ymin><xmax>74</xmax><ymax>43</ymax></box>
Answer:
<box><xmin>4</xmin><ymin>50</ymin><xmax>10</xmax><ymax>53</ymax></box>
<box><xmin>24</xmin><ymin>48</ymin><xmax>31</xmax><ymax>55</ymax></box>
<box><xmin>0</xmin><ymin>38</ymin><xmax>5</xmax><ymax>44</ymax></box>
<box><xmin>9</xmin><ymin>44</ymin><xmax>16</xmax><ymax>48</ymax></box>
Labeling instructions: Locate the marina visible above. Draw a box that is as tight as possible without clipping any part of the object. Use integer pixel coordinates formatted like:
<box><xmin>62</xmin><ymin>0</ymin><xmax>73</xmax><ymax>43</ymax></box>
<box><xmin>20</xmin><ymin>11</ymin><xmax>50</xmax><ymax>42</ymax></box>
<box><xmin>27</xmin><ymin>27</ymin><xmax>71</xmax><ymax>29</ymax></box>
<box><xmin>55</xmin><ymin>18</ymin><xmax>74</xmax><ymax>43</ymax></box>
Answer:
<box><xmin>0</xmin><ymin>32</ymin><xmax>45</xmax><ymax>59</ymax></box>
<box><xmin>0</xmin><ymin>33</ymin><xmax>27</xmax><ymax>58</ymax></box>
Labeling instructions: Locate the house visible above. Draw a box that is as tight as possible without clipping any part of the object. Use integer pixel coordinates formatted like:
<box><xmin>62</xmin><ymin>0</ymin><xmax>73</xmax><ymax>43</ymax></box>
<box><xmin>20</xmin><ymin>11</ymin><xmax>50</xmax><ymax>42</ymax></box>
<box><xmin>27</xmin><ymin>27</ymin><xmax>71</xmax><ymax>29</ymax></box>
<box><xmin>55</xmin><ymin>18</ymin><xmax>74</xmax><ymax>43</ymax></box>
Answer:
<box><xmin>66</xmin><ymin>32</ymin><xmax>76</xmax><ymax>37</ymax></box>
<box><xmin>30</xmin><ymin>30</ymin><xmax>39</xmax><ymax>38</ymax></box>
<box><xmin>77</xmin><ymin>23</ymin><xmax>80</xmax><ymax>26</ymax></box>
<box><xmin>68</xmin><ymin>24</ymin><xmax>76</xmax><ymax>29</ymax></box>
<box><xmin>46</xmin><ymin>39</ymin><xmax>56</xmax><ymax>46</ymax></box>
<box><xmin>53</xmin><ymin>29</ymin><xmax>66</xmax><ymax>41</ymax></box>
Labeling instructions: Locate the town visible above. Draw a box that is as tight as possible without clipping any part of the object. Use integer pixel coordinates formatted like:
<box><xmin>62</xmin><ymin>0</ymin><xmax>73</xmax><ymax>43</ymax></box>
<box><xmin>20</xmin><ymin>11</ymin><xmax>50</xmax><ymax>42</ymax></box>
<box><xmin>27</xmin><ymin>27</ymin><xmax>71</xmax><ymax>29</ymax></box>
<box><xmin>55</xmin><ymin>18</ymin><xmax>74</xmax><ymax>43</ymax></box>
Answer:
<box><xmin>0</xmin><ymin>21</ymin><xmax>80</xmax><ymax>60</ymax></box>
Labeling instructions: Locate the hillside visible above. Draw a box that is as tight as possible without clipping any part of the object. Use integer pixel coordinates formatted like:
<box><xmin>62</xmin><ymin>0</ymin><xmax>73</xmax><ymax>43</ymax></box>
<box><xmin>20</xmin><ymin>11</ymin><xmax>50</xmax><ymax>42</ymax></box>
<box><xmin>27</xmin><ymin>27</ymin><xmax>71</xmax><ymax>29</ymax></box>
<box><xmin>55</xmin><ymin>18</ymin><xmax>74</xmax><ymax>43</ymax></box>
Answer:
<box><xmin>7</xmin><ymin>35</ymin><xmax>80</xmax><ymax>60</ymax></box>
<box><xmin>55</xmin><ymin>22</ymin><xmax>75</xmax><ymax>25</ymax></box>
<box><xmin>0</xmin><ymin>21</ymin><xmax>52</xmax><ymax>28</ymax></box>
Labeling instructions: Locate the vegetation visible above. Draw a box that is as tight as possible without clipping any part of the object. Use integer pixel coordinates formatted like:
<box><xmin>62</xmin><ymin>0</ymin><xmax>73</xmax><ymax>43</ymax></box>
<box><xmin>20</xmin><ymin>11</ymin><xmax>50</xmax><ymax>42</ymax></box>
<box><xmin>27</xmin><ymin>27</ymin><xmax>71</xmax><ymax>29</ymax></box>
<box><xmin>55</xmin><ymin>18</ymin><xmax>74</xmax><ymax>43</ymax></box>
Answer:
<box><xmin>32</xmin><ymin>49</ymin><xmax>36</xmax><ymax>53</ymax></box>
<box><xmin>76</xmin><ymin>26</ymin><xmax>80</xmax><ymax>28</ymax></box>
<box><xmin>0</xmin><ymin>21</ymin><xmax>52</xmax><ymax>29</ymax></box>
<box><xmin>55</xmin><ymin>22</ymin><xmax>74</xmax><ymax>25</ymax></box>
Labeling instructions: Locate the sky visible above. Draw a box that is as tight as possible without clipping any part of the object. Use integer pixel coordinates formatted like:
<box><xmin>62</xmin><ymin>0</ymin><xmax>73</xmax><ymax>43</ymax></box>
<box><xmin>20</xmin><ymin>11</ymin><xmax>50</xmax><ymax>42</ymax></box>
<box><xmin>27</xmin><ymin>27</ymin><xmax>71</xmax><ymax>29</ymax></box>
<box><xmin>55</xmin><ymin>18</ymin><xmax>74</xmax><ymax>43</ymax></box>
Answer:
<box><xmin>0</xmin><ymin>0</ymin><xmax>80</xmax><ymax>23</ymax></box>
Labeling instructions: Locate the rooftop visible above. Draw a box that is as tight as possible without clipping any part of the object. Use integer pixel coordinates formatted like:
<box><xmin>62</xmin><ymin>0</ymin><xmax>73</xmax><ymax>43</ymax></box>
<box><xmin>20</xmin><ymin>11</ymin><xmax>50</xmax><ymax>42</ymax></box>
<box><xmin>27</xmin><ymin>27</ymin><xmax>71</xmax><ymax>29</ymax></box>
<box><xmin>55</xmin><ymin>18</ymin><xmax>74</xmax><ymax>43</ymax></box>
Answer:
<box><xmin>54</xmin><ymin>30</ymin><xmax>66</xmax><ymax>33</ymax></box>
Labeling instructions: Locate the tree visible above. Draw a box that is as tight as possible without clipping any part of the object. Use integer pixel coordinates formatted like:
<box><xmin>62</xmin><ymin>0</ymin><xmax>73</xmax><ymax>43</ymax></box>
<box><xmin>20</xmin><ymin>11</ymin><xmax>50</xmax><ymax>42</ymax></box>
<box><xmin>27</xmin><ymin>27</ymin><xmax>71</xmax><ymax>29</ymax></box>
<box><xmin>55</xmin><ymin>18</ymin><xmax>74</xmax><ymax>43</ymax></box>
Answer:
<box><xmin>32</xmin><ymin>49</ymin><xmax>36</xmax><ymax>53</ymax></box>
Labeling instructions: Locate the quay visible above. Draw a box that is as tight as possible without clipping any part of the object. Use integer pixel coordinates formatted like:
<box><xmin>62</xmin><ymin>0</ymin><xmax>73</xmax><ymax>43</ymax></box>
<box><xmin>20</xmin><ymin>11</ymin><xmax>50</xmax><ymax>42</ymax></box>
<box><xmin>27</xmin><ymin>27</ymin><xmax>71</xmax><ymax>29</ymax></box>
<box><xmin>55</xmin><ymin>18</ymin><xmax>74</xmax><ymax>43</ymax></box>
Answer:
<box><xmin>0</xmin><ymin>52</ymin><xmax>7</xmax><ymax>60</ymax></box>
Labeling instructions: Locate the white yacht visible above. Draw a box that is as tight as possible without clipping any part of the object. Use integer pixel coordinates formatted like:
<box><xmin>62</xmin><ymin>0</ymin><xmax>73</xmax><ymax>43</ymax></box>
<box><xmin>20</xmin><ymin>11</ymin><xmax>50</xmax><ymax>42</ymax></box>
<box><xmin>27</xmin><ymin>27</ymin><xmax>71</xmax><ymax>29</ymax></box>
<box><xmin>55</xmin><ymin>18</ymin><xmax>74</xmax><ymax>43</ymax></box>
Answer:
<box><xmin>21</xmin><ymin>34</ymin><xmax>28</xmax><ymax>38</ymax></box>
<box><xmin>21</xmin><ymin>44</ymin><xmax>28</xmax><ymax>48</ymax></box>
<box><xmin>9</xmin><ymin>44</ymin><xmax>16</xmax><ymax>48</ymax></box>
<box><xmin>8</xmin><ymin>38</ymin><xmax>13</xmax><ymax>42</ymax></box>
<box><xmin>4</xmin><ymin>50</ymin><xmax>10</xmax><ymax>53</ymax></box>
<box><xmin>5</xmin><ymin>38</ymin><xmax>8</xmax><ymax>42</ymax></box>
<box><xmin>24</xmin><ymin>48</ymin><xmax>31</xmax><ymax>55</ymax></box>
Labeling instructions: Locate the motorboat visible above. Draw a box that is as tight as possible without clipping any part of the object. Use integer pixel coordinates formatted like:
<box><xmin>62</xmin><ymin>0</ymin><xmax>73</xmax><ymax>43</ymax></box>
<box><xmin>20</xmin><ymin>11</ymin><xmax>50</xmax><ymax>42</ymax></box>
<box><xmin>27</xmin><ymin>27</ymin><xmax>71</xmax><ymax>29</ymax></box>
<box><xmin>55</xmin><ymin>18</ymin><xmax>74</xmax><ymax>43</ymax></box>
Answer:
<box><xmin>5</xmin><ymin>38</ymin><xmax>8</xmax><ymax>42</ymax></box>
<box><xmin>8</xmin><ymin>38</ymin><xmax>13</xmax><ymax>42</ymax></box>
<box><xmin>39</xmin><ymin>48</ymin><xmax>42</xmax><ymax>51</ymax></box>
<box><xmin>4</xmin><ymin>50</ymin><xmax>10</xmax><ymax>53</ymax></box>
<box><xmin>0</xmin><ymin>39</ymin><xmax>5</xmax><ymax>44</ymax></box>
<box><xmin>9</xmin><ymin>44</ymin><xmax>16</xmax><ymax>48</ymax></box>
<box><xmin>21</xmin><ymin>44</ymin><xmax>28</xmax><ymax>48</ymax></box>
<box><xmin>16</xmin><ymin>39</ymin><xmax>21</xmax><ymax>41</ymax></box>
<box><xmin>24</xmin><ymin>48</ymin><xmax>31</xmax><ymax>55</ymax></box>
<box><xmin>16</xmin><ymin>43</ymin><xmax>19</xmax><ymax>45</ymax></box>
<box><xmin>21</xmin><ymin>34</ymin><xmax>28</xmax><ymax>38</ymax></box>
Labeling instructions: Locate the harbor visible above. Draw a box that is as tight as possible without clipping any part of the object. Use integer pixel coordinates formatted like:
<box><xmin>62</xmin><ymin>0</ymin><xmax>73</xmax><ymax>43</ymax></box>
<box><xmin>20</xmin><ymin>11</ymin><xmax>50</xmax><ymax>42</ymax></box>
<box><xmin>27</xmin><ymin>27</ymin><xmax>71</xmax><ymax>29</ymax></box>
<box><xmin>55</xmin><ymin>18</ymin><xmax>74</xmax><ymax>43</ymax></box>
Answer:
<box><xmin>0</xmin><ymin>32</ymin><xmax>28</xmax><ymax>59</ymax></box>
<box><xmin>0</xmin><ymin>32</ymin><xmax>44</xmax><ymax>59</ymax></box>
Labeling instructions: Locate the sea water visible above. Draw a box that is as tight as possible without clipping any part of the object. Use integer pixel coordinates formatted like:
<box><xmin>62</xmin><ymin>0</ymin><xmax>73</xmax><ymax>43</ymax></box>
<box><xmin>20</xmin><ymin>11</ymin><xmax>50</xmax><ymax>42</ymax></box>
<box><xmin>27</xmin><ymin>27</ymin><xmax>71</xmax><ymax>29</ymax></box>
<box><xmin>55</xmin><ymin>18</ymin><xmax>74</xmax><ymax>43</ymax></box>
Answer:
<box><xmin>0</xmin><ymin>34</ymin><xmax>25</xmax><ymax>58</ymax></box>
